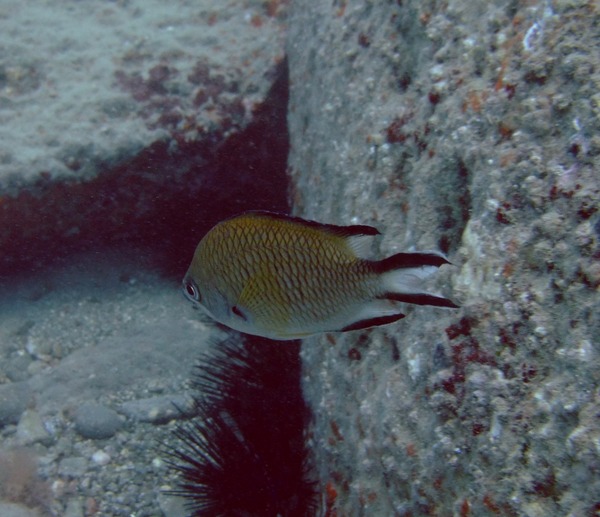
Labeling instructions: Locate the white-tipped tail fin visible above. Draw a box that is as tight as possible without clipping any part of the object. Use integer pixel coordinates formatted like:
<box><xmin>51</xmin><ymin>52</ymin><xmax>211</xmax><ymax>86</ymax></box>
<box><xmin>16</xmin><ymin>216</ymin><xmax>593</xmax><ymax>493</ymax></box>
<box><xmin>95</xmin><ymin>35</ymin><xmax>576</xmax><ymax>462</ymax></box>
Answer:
<box><xmin>375</xmin><ymin>251</ymin><xmax>459</xmax><ymax>308</ymax></box>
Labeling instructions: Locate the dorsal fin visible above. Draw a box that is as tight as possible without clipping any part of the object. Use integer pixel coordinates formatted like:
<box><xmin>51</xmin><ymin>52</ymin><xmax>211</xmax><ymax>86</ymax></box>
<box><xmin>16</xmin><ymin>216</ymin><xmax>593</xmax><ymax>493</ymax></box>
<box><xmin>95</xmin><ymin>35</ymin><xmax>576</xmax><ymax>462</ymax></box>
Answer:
<box><xmin>240</xmin><ymin>210</ymin><xmax>380</xmax><ymax>258</ymax></box>
<box><xmin>241</xmin><ymin>210</ymin><xmax>379</xmax><ymax>236</ymax></box>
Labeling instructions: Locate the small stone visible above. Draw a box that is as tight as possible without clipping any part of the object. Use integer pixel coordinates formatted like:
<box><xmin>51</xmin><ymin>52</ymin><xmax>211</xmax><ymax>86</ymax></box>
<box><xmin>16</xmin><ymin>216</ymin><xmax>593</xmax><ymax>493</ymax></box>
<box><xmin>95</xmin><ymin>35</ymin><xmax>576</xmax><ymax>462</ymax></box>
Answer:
<box><xmin>5</xmin><ymin>355</ymin><xmax>32</xmax><ymax>382</ymax></box>
<box><xmin>157</xmin><ymin>492</ymin><xmax>188</xmax><ymax>517</ymax></box>
<box><xmin>0</xmin><ymin>501</ymin><xmax>42</xmax><ymax>517</ymax></box>
<box><xmin>63</xmin><ymin>497</ymin><xmax>85</xmax><ymax>517</ymax></box>
<box><xmin>91</xmin><ymin>450</ymin><xmax>111</xmax><ymax>466</ymax></box>
<box><xmin>73</xmin><ymin>402</ymin><xmax>123</xmax><ymax>439</ymax></box>
<box><xmin>51</xmin><ymin>479</ymin><xmax>68</xmax><ymax>498</ymax></box>
<box><xmin>118</xmin><ymin>394</ymin><xmax>194</xmax><ymax>424</ymax></box>
<box><xmin>16</xmin><ymin>409</ymin><xmax>52</xmax><ymax>445</ymax></box>
<box><xmin>58</xmin><ymin>456</ymin><xmax>88</xmax><ymax>478</ymax></box>
<box><xmin>26</xmin><ymin>360</ymin><xmax>47</xmax><ymax>376</ymax></box>
<box><xmin>0</xmin><ymin>381</ymin><xmax>32</xmax><ymax>427</ymax></box>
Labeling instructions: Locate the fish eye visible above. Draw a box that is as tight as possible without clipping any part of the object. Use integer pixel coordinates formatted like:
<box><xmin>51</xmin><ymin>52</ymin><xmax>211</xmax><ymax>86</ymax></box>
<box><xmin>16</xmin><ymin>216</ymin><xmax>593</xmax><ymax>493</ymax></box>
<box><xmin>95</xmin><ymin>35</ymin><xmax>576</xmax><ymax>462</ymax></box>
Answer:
<box><xmin>184</xmin><ymin>279</ymin><xmax>202</xmax><ymax>302</ymax></box>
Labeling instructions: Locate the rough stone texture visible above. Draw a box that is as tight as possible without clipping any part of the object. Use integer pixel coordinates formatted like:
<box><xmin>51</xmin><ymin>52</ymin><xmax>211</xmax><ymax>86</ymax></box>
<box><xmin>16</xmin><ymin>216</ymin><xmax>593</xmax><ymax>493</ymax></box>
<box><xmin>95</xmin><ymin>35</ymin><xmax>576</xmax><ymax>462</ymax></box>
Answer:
<box><xmin>287</xmin><ymin>1</ymin><xmax>599</xmax><ymax>515</ymax></box>
<box><xmin>0</xmin><ymin>0</ymin><xmax>284</xmax><ymax>190</ymax></box>
<box><xmin>0</xmin><ymin>0</ymin><xmax>290</xmax><ymax>276</ymax></box>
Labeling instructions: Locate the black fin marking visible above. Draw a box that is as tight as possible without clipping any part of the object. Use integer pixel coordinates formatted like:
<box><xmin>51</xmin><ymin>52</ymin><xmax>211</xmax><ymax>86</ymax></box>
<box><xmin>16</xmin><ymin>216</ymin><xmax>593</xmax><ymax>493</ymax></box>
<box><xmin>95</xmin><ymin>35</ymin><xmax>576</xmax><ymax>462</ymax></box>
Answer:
<box><xmin>239</xmin><ymin>210</ymin><xmax>381</xmax><ymax>238</ymax></box>
<box><xmin>382</xmin><ymin>292</ymin><xmax>459</xmax><ymax>308</ymax></box>
<box><xmin>374</xmin><ymin>251</ymin><xmax>451</xmax><ymax>272</ymax></box>
<box><xmin>341</xmin><ymin>313</ymin><xmax>405</xmax><ymax>332</ymax></box>
<box><xmin>232</xmin><ymin>306</ymin><xmax>248</xmax><ymax>321</ymax></box>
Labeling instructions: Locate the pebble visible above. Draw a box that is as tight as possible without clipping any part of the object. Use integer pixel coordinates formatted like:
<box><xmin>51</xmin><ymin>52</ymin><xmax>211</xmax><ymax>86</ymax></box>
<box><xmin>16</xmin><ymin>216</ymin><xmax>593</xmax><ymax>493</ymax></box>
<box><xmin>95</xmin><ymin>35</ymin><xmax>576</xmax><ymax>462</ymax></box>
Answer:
<box><xmin>63</xmin><ymin>498</ymin><xmax>85</xmax><ymax>517</ymax></box>
<box><xmin>118</xmin><ymin>394</ymin><xmax>195</xmax><ymax>424</ymax></box>
<box><xmin>73</xmin><ymin>402</ymin><xmax>123</xmax><ymax>439</ymax></box>
<box><xmin>58</xmin><ymin>456</ymin><xmax>89</xmax><ymax>478</ymax></box>
<box><xmin>157</xmin><ymin>492</ymin><xmax>188</xmax><ymax>517</ymax></box>
<box><xmin>16</xmin><ymin>409</ymin><xmax>52</xmax><ymax>445</ymax></box>
<box><xmin>5</xmin><ymin>354</ymin><xmax>32</xmax><ymax>382</ymax></box>
<box><xmin>0</xmin><ymin>502</ymin><xmax>42</xmax><ymax>517</ymax></box>
<box><xmin>91</xmin><ymin>449</ymin><xmax>111</xmax><ymax>466</ymax></box>
<box><xmin>0</xmin><ymin>381</ymin><xmax>32</xmax><ymax>427</ymax></box>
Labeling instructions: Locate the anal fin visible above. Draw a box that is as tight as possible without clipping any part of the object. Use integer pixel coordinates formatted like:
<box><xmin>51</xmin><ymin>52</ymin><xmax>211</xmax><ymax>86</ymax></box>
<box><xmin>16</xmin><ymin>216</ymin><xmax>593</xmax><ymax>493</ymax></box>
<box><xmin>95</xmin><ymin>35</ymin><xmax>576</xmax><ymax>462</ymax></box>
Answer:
<box><xmin>341</xmin><ymin>313</ymin><xmax>405</xmax><ymax>332</ymax></box>
<box><xmin>383</xmin><ymin>292</ymin><xmax>459</xmax><ymax>308</ymax></box>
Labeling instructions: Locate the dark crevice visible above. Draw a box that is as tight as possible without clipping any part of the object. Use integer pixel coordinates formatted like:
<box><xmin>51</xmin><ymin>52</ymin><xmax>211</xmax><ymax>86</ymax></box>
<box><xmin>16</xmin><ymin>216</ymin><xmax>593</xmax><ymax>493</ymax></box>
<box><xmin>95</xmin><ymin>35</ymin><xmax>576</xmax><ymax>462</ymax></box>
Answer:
<box><xmin>0</xmin><ymin>59</ymin><xmax>290</xmax><ymax>279</ymax></box>
<box><xmin>438</xmin><ymin>157</ymin><xmax>472</xmax><ymax>255</ymax></box>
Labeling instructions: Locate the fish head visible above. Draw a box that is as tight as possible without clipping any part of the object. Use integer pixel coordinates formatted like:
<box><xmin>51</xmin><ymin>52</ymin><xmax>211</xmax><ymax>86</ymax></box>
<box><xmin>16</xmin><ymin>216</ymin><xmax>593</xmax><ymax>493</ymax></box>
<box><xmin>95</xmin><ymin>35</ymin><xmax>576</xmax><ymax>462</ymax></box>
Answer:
<box><xmin>183</xmin><ymin>267</ymin><xmax>262</xmax><ymax>337</ymax></box>
<box><xmin>182</xmin><ymin>271</ymin><xmax>230</xmax><ymax>321</ymax></box>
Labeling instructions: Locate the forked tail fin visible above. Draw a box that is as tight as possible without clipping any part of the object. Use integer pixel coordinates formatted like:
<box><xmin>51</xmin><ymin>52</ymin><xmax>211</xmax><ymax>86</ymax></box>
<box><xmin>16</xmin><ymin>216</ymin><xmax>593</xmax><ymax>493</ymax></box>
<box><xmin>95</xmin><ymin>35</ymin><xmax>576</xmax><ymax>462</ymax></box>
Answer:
<box><xmin>373</xmin><ymin>251</ymin><xmax>459</xmax><ymax>308</ymax></box>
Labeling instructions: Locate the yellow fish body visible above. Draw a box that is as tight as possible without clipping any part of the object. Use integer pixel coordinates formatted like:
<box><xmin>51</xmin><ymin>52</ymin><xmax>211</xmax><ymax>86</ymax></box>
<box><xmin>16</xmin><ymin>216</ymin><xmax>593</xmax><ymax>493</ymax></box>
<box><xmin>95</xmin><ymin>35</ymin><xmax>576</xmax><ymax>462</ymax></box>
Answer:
<box><xmin>183</xmin><ymin>211</ymin><xmax>457</xmax><ymax>340</ymax></box>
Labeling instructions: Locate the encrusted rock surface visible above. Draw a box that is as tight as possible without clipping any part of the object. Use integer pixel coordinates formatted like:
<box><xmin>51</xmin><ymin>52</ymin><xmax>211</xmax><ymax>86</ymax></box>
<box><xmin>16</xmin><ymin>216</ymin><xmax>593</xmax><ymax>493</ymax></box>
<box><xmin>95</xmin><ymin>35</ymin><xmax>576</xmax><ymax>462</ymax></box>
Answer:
<box><xmin>0</xmin><ymin>0</ymin><xmax>285</xmax><ymax>190</ymax></box>
<box><xmin>287</xmin><ymin>0</ymin><xmax>599</xmax><ymax>515</ymax></box>
<box><xmin>0</xmin><ymin>0</ymin><xmax>289</xmax><ymax>275</ymax></box>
